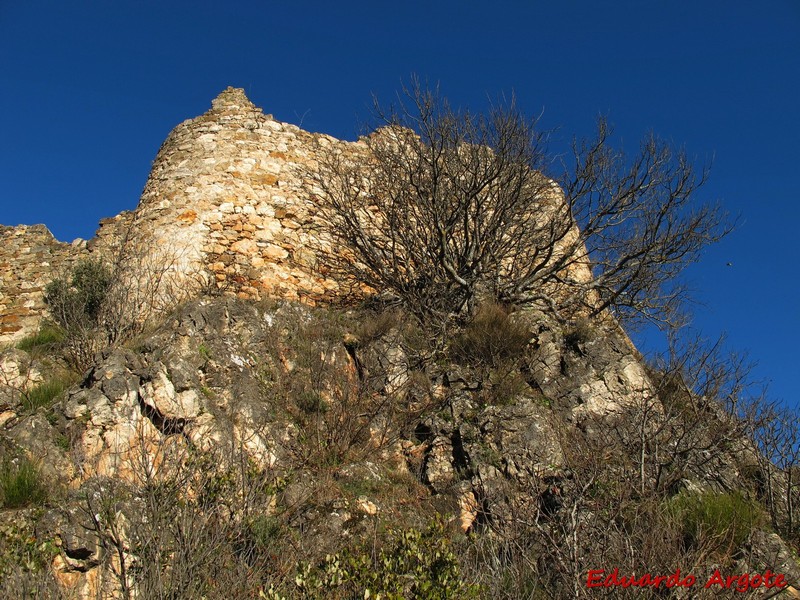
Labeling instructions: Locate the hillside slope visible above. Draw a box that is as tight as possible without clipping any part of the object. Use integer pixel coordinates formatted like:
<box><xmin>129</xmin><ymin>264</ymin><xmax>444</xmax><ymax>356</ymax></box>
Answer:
<box><xmin>1</xmin><ymin>89</ymin><xmax>798</xmax><ymax>599</ymax></box>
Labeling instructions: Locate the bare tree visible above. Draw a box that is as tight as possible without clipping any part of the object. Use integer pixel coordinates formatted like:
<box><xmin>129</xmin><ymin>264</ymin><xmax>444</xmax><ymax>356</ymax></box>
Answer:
<box><xmin>312</xmin><ymin>79</ymin><xmax>730</xmax><ymax>328</ymax></box>
<box><xmin>634</xmin><ymin>332</ymin><xmax>758</xmax><ymax>494</ymax></box>
<box><xmin>73</xmin><ymin>425</ymin><xmax>287</xmax><ymax>600</ymax></box>
<box><xmin>750</xmin><ymin>401</ymin><xmax>800</xmax><ymax>541</ymax></box>
<box><xmin>564</xmin><ymin>121</ymin><xmax>731</xmax><ymax>328</ymax></box>
<box><xmin>100</xmin><ymin>217</ymin><xmax>204</xmax><ymax>344</ymax></box>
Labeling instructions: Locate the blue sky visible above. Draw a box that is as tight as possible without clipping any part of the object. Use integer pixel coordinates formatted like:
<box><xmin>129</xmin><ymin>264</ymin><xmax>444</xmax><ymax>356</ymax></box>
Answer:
<box><xmin>1</xmin><ymin>1</ymin><xmax>797</xmax><ymax>409</ymax></box>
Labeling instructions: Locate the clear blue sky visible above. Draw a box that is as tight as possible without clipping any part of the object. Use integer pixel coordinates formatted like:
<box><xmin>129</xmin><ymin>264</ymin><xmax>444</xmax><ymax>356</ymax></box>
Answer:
<box><xmin>1</xmin><ymin>1</ymin><xmax>797</xmax><ymax>409</ymax></box>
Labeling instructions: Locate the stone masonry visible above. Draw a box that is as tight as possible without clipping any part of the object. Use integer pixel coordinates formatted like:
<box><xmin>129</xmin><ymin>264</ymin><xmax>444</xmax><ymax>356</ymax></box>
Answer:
<box><xmin>0</xmin><ymin>225</ymin><xmax>85</xmax><ymax>344</ymax></box>
<box><xmin>0</xmin><ymin>88</ymin><xmax>358</xmax><ymax>344</ymax></box>
<box><xmin>126</xmin><ymin>86</ymin><xmax>361</xmax><ymax>303</ymax></box>
<box><xmin>1</xmin><ymin>87</ymin><xmax>595</xmax><ymax>346</ymax></box>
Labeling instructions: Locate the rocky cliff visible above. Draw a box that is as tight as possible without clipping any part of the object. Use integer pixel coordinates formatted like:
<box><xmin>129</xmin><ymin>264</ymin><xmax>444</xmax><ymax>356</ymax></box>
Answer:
<box><xmin>1</xmin><ymin>89</ymin><xmax>798</xmax><ymax>599</ymax></box>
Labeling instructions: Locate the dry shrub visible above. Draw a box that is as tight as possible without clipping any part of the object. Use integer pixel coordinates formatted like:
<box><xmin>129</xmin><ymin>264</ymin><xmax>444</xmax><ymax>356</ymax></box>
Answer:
<box><xmin>450</xmin><ymin>303</ymin><xmax>531</xmax><ymax>369</ymax></box>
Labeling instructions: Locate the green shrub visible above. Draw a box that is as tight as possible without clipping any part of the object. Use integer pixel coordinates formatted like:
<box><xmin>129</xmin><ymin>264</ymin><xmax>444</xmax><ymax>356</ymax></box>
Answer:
<box><xmin>666</xmin><ymin>490</ymin><xmax>762</xmax><ymax>556</ymax></box>
<box><xmin>43</xmin><ymin>258</ymin><xmax>114</xmax><ymax>371</ymax></box>
<box><xmin>22</xmin><ymin>374</ymin><xmax>76</xmax><ymax>412</ymax></box>
<box><xmin>0</xmin><ymin>516</ymin><xmax>60</xmax><ymax>587</ymax></box>
<box><xmin>45</xmin><ymin>258</ymin><xmax>112</xmax><ymax>329</ymax></box>
<box><xmin>0</xmin><ymin>457</ymin><xmax>48</xmax><ymax>508</ymax></box>
<box><xmin>292</xmin><ymin>519</ymin><xmax>481</xmax><ymax>599</ymax></box>
<box><xmin>450</xmin><ymin>304</ymin><xmax>533</xmax><ymax>406</ymax></box>
<box><xmin>296</xmin><ymin>391</ymin><xmax>328</xmax><ymax>415</ymax></box>
<box><xmin>244</xmin><ymin>515</ymin><xmax>283</xmax><ymax>551</ymax></box>
<box><xmin>450</xmin><ymin>303</ymin><xmax>530</xmax><ymax>368</ymax></box>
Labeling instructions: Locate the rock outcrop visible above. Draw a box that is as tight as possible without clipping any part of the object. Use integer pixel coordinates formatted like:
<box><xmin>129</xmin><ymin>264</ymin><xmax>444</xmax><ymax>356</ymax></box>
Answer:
<box><xmin>1</xmin><ymin>89</ymin><xmax>797</xmax><ymax>599</ymax></box>
<box><xmin>2</xmin><ymin>295</ymin><xmax>796</xmax><ymax>598</ymax></box>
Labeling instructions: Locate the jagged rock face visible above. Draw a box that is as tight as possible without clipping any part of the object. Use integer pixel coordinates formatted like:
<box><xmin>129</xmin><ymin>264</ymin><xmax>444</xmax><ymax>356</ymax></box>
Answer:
<box><xmin>57</xmin><ymin>299</ymin><xmax>299</xmax><ymax>484</ymax></box>
<box><xmin>2</xmin><ymin>297</ymin><xmax>798</xmax><ymax>599</ymax></box>
<box><xmin>508</xmin><ymin>309</ymin><xmax>654</xmax><ymax>421</ymax></box>
<box><xmin>46</xmin><ymin>294</ymin><xmax>647</xmax><ymax>500</ymax></box>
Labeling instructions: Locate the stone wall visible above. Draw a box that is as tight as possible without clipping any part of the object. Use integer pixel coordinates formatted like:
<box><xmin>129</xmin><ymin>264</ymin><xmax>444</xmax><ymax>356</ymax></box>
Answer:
<box><xmin>127</xmin><ymin>86</ymin><xmax>362</xmax><ymax>303</ymax></box>
<box><xmin>1</xmin><ymin>87</ymin><xmax>596</xmax><ymax>344</ymax></box>
<box><xmin>0</xmin><ymin>225</ymin><xmax>86</xmax><ymax>344</ymax></box>
<box><xmin>1</xmin><ymin>87</ymin><xmax>352</xmax><ymax>345</ymax></box>
<box><xmin>0</xmin><ymin>211</ymin><xmax>145</xmax><ymax>346</ymax></box>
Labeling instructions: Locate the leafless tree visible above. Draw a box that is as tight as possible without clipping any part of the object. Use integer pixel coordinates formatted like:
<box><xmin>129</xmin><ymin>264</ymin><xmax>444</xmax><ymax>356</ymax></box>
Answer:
<box><xmin>750</xmin><ymin>400</ymin><xmax>800</xmax><ymax>542</ymax></box>
<box><xmin>312</xmin><ymin>79</ymin><xmax>730</xmax><ymax>328</ymax></box>
<box><xmin>100</xmin><ymin>215</ymin><xmax>204</xmax><ymax>345</ymax></box>
<box><xmin>72</xmin><ymin>424</ymin><xmax>287</xmax><ymax>600</ymax></box>
<box><xmin>639</xmin><ymin>330</ymin><xmax>798</xmax><ymax>544</ymax></box>
<box><xmin>628</xmin><ymin>332</ymin><xmax>758</xmax><ymax>494</ymax></box>
<box><xmin>563</xmin><ymin>121</ymin><xmax>730</xmax><ymax>328</ymax></box>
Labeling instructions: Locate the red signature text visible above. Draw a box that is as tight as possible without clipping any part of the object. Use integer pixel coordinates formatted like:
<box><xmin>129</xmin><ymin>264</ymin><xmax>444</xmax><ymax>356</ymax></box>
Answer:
<box><xmin>586</xmin><ymin>568</ymin><xmax>788</xmax><ymax>592</ymax></box>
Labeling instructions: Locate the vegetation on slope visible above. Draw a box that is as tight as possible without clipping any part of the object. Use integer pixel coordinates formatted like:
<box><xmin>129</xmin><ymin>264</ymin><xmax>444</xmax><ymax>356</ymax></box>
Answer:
<box><xmin>0</xmin><ymin>84</ymin><xmax>796</xmax><ymax>599</ymax></box>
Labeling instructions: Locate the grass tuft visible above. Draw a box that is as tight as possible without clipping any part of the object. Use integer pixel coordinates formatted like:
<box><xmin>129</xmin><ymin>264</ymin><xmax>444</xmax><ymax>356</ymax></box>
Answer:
<box><xmin>15</xmin><ymin>324</ymin><xmax>64</xmax><ymax>353</ymax></box>
<box><xmin>0</xmin><ymin>457</ymin><xmax>48</xmax><ymax>508</ymax></box>
<box><xmin>22</xmin><ymin>374</ymin><xmax>76</xmax><ymax>412</ymax></box>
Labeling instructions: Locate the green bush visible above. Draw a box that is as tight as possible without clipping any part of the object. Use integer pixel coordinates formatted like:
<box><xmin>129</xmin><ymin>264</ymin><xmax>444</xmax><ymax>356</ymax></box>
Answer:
<box><xmin>296</xmin><ymin>391</ymin><xmax>328</xmax><ymax>415</ymax></box>
<box><xmin>43</xmin><ymin>258</ymin><xmax>113</xmax><ymax>370</ymax></box>
<box><xmin>666</xmin><ymin>490</ymin><xmax>762</xmax><ymax>556</ymax></box>
<box><xmin>0</xmin><ymin>516</ymin><xmax>60</xmax><ymax>589</ymax></box>
<box><xmin>243</xmin><ymin>515</ymin><xmax>283</xmax><ymax>554</ymax></box>
<box><xmin>45</xmin><ymin>258</ymin><xmax>112</xmax><ymax>329</ymax></box>
<box><xmin>291</xmin><ymin>519</ymin><xmax>481</xmax><ymax>599</ymax></box>
<box><xmin>0</xmin><ymin>457</ymin><xmax>48</xmax><ymax>509</ymax></box>
<box><xmin>450</xmin><ymin>304</ymin><xmax>533</xmax><ymax>406</ymax></box>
